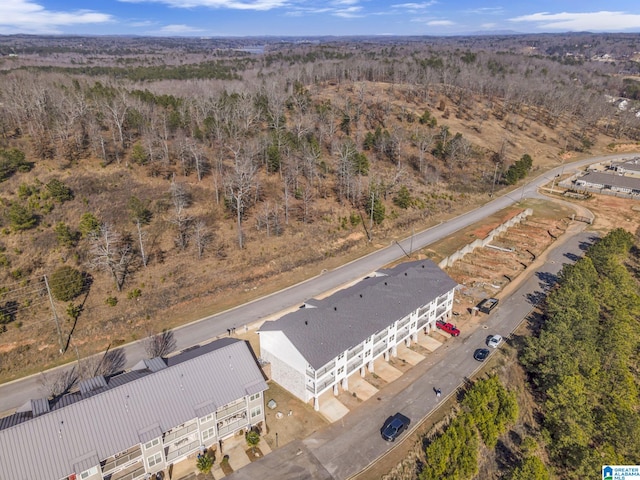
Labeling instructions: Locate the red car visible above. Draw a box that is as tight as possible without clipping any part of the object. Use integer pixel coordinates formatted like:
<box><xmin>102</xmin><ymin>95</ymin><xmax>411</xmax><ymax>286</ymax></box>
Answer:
<box><xmin>436</xmin><ymin>320</ymin><xmax>460</xmax><ymax>337</ymax></box>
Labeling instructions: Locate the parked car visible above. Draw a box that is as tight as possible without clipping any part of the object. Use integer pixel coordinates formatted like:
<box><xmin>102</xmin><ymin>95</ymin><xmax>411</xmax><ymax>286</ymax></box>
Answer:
<box><xmin>473</xmin><ymin>348</ymin><xmax>490</xmax><ymax>361</ymax></box>
<box><xmin>436</xmin><ymin>319</ymin><xmax>461</xmax><ymax>337</ymax></box>
<box><xmin>488</xmin><ymin>334</ymin><xmax>503</xmax><ymax>348</ymax></box>
<box><xmin>381</xmin><ymin>413</ymin><xmax>410</xmax><ymax>442</ymax></box>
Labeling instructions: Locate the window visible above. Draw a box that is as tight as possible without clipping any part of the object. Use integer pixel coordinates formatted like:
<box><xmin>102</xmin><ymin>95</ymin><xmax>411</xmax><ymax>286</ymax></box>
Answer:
<box><xmin>199</xmin><ymin>413</ymin><xmax>214</xmax><ymax>424</ymax></box>
<box><xmin>250</xmin><ymin>406</ymin><xmax>262</xmax><ymax>419</ymax></box>
<box><xmin>144</xmin><ymin>438</ymin><xmax>160</xmax><ymax>449</ymax></box>
<box><xmin>80</xmin><ymin>466</ymin><xmax>99</xmax><ymax>479</ymax></box>
<box><xmin>202</xmin><ymin>427</ymin><xmax>215</xmax><ymax>442</ymax></box>
<box><xmin>249</xmin><ymin>393</ymin><xmax>260</xmax><ymax>402</ymax></box>
<box><xmin>147</xmin><ymin>452</ymin><xmax>163</xmax><ymax>468</ymax></box>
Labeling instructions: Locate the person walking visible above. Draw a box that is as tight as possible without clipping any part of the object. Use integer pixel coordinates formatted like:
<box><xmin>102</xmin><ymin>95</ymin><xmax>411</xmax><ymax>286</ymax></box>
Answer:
<box><xmin>436</xmin><ymin>388</ymin><xmax>441</xmax><ymax>398</ymax></box>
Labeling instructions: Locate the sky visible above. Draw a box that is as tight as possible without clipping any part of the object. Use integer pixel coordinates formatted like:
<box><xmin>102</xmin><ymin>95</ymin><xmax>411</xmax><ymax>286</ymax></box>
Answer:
<box><xmin>1</xmin><ymin>0</ymin><xmax>640</xmax><ymax>37</ymax></box>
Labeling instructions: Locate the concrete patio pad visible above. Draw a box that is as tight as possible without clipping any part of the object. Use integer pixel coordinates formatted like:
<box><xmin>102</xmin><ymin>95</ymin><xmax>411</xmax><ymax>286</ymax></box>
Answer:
<box><xmin>224</xmin><ymin>434</ymin><xmax>252</xmax><ymax>472</ymax></box>
<box><xmin>348</xmin><ymin>375</ymin><xmax>378</xmax><ymax>402</ymax></box>
<box><xmin>373</xmin><ymin>357</ymin><xmax>403</xmax><ymax>383</ymax></box>
<box><xmin>396</xmin><ymin>344</ymin><xmax>425</xmax><ymax>365</ymax></box>
<box><xmin>318</xmin><ymin>390</ymin><xmax>350</xmax><ymax>423</ymax></box>
<box><xmin>419</xmin><ymin>334</ymin><xmax>443</xmax><ymax>352</ymax></box>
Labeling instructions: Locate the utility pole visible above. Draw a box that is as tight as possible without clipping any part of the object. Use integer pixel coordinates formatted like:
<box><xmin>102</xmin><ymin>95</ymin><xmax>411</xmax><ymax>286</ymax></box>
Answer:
<box><xmin>490</xmin><ymin>162</ymin><xmax>499</xmax><ymax>197</ymax></box>
<box><xmin>44</xmin><ymin>275</ymin><xmax>64</xmax><ymax>354</ymax></box>
<box><xmin>369</xmin><ymin>190</ymin><xmax>375</xmax><ymax>232</ymax></box>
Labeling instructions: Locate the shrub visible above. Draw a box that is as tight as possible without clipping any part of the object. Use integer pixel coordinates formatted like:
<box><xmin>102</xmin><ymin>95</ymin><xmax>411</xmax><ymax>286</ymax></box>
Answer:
<box><xmin>45</xmin><ymin>179</ymin><xmax>74</xmax><ymax>203</ymax></box>
<box><xmin>8</xmin><ymin>203</ymin><xmax>37</xmax><ymax>231</ymax></box>
<box><xmin>127</xmin><ymin>288</ymin><xmax>142</xmax><ymax>300</ymax></box>
<box><xmin>49</xmin><ymin>266</ymin><xmax>84</xmax><ymax>302</ymax></box>
<box><xmin>78</xmin><ymin>213</ymin><xmax>100</xmax><ymax>238</ymax></box>
<box><xmin>54</xmin><ymin>222</ymin><xmax>78</xmax><ymax>247</ymax></box>
<box><xmin>393</xmin><ymin>186</ymin><xmax>412</xmax><ymax>209</ymax></box>
<box><xmin>105</xmin><ymin>296</ymin><xmax>118</xmax><ymax>307</ymax></box>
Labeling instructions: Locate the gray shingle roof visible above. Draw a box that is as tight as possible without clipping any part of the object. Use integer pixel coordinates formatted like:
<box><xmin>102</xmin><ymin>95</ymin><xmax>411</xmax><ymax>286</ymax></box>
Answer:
<box><xmin>260</xmin><ymin>260</ymin><xmax>457</xmax><ymax>369</ymax></box>
<box><xmin>0</xmin><ymin>338</ymin><xmax>267</xmax><ymax>480</ymax></box>
<box><xmin>577</xmin><ymin>171</ymin><xmax>640</xmax><ymax>191</ymax></box>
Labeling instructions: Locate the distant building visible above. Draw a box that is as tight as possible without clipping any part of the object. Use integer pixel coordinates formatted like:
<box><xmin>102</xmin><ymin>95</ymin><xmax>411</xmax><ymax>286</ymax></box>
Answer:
<box><xmin>574</xmin><ymin>171</ymin><xmax>640</xmax><ymax>195</ymax></box>
<box><xmin>0</xmin><ymin>338</ymin><xmax>267</xmax><ymax>480</ymax></box>
<box><xmin>259</xmin><ymin>260</ymin><xmax>457</xmax><ymax>410</ymax></box>
<box><xmin>610</xmin><ymin>157</ymin><xmax>640</xmax><ymax>175</ymax></box>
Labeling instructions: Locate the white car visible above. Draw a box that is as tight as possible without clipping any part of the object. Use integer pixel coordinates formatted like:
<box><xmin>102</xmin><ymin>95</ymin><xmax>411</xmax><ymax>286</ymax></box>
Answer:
<box><xmin>488</xmin><ymin>334</ymin><xmax>503</xmax><ymax>348</ymax></box>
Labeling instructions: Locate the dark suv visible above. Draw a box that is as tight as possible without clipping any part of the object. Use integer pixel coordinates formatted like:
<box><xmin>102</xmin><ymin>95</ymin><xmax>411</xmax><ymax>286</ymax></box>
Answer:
<box><xmin>381</xmin><ymin>413</ymin><xmax>410</xmax><ymax>442</ymax></box>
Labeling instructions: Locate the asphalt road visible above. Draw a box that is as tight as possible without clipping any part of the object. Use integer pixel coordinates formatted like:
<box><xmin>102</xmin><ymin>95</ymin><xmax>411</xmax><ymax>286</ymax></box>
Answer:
<box><xmin>0</xmin><ymin>153</ymin><xmax>632</xmax><ymax>414</ymax></box>
<box><xmin>226</xmin><ymin>229</ymin><xmax>598</xmax><ymax>480</ymax></box>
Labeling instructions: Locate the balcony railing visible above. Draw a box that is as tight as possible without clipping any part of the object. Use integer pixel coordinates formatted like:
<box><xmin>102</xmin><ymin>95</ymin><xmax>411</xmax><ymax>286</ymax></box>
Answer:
<box><xmin>372</xmin><ymin>342</ymin><xmax>387</xmax><ymax>357</ymax></box>
<box><xmin>216</xmin><ymin>400</ymin><xmax>245</xmax><ymax>420</ymax></box>
<box><xmin>216</xmin><ymin>411</ymin><xmax>248</xmax><ymax>438</ymax></box>
<box><xmin>374</xmin><ymin>330</ymin><xmax>387</xmax><ymax>343</ymax></box>
<box><xmin>166</xmin><ymin>437</ymin><xmax>200</xmax><ymax>463</ymax></box>
<box><xmin>397</xmin><ymin>317</ymin><xmax>410</xmax><ymax>329</ymax></box>
<box><xmin>317</xmin><ymin>376</ymin><xmax>335</xmax><ymax>393</ymax></box>
<box><xmin>104</xmin><ymin>460</ymin><xmax>146</xmax><ymax>480</ymax></box>
<box><xmin>347</xmin><ymin>345</ymin><xmax>363</xmax><ymax>360</ymax></box>
<box><xmin>163</xmin><ymin>422</ymin><xmax>198</xmax><ymax>444</ymax></box>
<box><xmin>346</xmin><ymin>358</ymin><xmax>362</xmax><ymax>374</ymax></box>
<box><xmin>417</xmin><ymin>316</ymin><xmax>429</xmax><ymax>329</ymax></box>
<box><xmin>436</xmin><ymin>306</ymin><xmax>447</xmax><ymax>318</ymax></box>
<box><xmin>102</xmin><ymin>446</ymin><xmax>142</xmax><ymax>474</ymax></box>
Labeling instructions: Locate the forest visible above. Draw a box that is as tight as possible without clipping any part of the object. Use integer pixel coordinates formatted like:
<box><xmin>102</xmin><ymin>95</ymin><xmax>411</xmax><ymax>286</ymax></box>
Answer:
<box><xmin>0</xmin><ymin>33</ymin><xmax>640</xmax><ymax>387</ymax></box>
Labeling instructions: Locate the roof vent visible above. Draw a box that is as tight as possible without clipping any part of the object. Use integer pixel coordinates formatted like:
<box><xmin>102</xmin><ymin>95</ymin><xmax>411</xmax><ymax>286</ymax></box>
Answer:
<box><xmin>359</xmin><ymin>294</ymin><xmax>363</xmax><ymax>298</ymax></box>
<box><xmin>384</xmin><ymin>282</ymin><xmax>387</xmax><ymax>286</ymax></box>
<box><xmin>422</xmin><ymin>264</ymin><xmax>425</xmax><ymax>268</ymax></box>
<box><xmin>334</xmin><ymin>306</ymin><xmax>337</xmax><ymax>311</ymax></box>
<box><xmin>404</xmin><ymin>272</ymin><xmax>407</xmax><ymax>276</ymax></box>
<box><xmin>305</xmin><ymin>320</ymin><xmax>308</xmax><ymax>325</ymax></box>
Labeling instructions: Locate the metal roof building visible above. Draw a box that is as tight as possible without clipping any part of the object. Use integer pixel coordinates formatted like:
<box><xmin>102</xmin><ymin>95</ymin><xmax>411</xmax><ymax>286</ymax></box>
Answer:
<box><xmin>0</xmin><ymin>338</ymin><xmax>267</xmax><ymax>480</ymax></box>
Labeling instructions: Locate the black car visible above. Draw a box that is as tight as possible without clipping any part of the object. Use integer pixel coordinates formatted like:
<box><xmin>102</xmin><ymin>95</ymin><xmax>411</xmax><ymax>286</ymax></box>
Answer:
<box><xmin>474</xmin><ymin>348</ymin><xmax>490</xmax><ymax>361</ymax></box>
<box><xmin>381</xmin><ymin>413</ymin><xmax>410</xmax><ymax>442</ymax></box>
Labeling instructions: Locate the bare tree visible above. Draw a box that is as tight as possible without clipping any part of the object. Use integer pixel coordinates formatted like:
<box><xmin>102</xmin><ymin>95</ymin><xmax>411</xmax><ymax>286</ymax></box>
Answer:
<box><xmin>128</xmin><ymin>196</ymin><xmax>152</xmax><ymax>268</ymax></box>
<box><xmin>88</xmin><ymin>224</ymin><xmax>133</xmax><ymax>292</ymax></box>
<box><xmin>40</xmin><ymin>368</ymin><xmax>78</xmax><ymax>398</ymax></box>
<box><xmin>78</xmin><ymin>348</ymin><xmax>127</xmax><ymax>379</ymax></box>
<box><xmin>143</xmin><ymin>330</ymin><xmax>176</xmax><ymax>358</ymax></box>
<box><xmin>169</xmin><ymin>178</ymin><xmax>193</xmax><ymax>250</ymax></box>
<box><xmin>192</xmin><ymin>220</ymin><xmax>213</xmax><ymax>259</ymax></box>
<box><xmin>224</xmin><ymin>148</ymin><xmax>258</xmax><ymax>249</ymax></box>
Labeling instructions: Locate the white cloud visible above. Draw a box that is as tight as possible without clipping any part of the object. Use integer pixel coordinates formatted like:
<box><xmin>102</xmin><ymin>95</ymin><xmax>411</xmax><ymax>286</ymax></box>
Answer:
<box><xmin>480</xmin><ymin>22</ymin><xmax>497</xmax><ymax>29</ymax></box>
<box><xmin>128</xmin><ymin>20</ymin><xmax>157</xmax><ymax>27</ymax></box>
<box><xmin>392</xmin><ymin>2</ymin><xmax>436</xmax><ymax>9</ymax></box>
<box><xmin>465</xmin><ymin>7</ymin><xmax>503</xmax><ymax>15</ymax></box>
<box><xmin>156</xmin><ymin>23</ymin><xmax>205</xmax><ymax>33</ymax></box>
<box><xmin>118</xmin><ymin>0</ymin><xmax>289</xmax><ymax>11</ymax></box>
<box><xmin>427</xmin><ymin>20</ymin><xmax>454</xmax><ymax>26</ymax></box>
<box><xmin>333</xmin><ymin>6</ymin><xmax>363</xmax><ymax>18</ymax></box>
<box><xmin>509</xmin><ymin>11</ymin><xmax>640</xmax><ymax>31</ymax></box>
<box><xmin>0</xmin><ymin>0</ymin><xmax>112</xmax><ymax>34</ymax></box>
<box><xmin>331</xmin><ymin>0</ymin><xmax>360</xmax><ymax>5</ymax></box>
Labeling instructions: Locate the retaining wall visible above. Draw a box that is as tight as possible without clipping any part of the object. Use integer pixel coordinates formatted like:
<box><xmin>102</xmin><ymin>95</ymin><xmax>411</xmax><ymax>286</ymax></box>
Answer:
<box><xmin>438</xmin><ymin>208</ymin><xmax>533</xmax><ymax>269</ymax></box>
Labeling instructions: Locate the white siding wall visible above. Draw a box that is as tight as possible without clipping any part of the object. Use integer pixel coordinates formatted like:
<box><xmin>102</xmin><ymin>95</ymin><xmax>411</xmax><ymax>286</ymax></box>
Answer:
<box><xmin>260</xmin><ymin>331</ymin><xmax>308</xmax><ymax>401</ymax></box>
